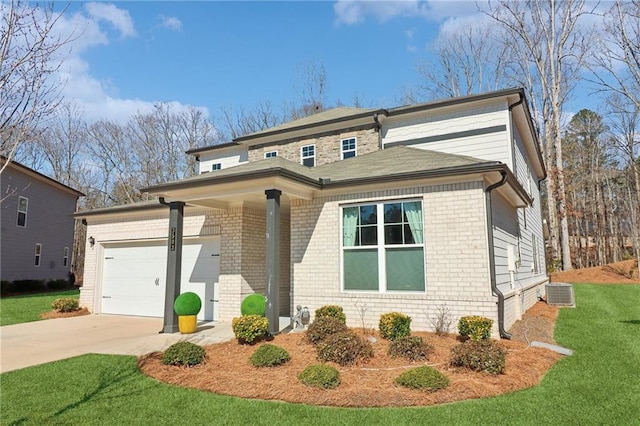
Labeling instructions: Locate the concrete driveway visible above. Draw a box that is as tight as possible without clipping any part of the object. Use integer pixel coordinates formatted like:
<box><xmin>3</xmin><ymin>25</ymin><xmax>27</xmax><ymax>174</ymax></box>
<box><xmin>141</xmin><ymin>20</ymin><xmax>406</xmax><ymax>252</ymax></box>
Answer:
<box><xmin>0</xmin><ymin>314</ymin><xmax>234</xmax><ymax>373</ymax></box>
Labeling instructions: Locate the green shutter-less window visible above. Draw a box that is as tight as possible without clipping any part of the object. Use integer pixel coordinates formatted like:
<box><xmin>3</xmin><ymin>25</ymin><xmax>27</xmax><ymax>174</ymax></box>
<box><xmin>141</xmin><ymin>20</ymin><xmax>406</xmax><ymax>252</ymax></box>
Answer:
<box><xmin>386</xmin><ymin>247</ymin><xmax>425</xmax><ymax>291</ymax></box>
<box><xmin>344</xmin><ymin>249</ymin><xmax>378</xmax><ymax>290</ymax></box>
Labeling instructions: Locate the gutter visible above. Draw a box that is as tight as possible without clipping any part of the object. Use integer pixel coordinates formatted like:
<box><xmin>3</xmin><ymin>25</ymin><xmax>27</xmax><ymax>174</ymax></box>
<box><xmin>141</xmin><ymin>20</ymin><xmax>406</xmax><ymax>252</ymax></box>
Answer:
<box><xmin>485</xmin><ymin>170</ymin><xmax>512</xmax><ymax>339</ymax></box>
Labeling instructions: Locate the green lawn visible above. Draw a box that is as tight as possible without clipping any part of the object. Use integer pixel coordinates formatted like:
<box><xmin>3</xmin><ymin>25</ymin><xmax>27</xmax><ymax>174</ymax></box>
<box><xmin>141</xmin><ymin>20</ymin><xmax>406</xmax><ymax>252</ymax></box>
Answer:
<box><xmin>0</xmin><ymin>289</ymin><xmax>79</xmax><ymax>326</ymax></box>
<box><xmin>1</xmin><ymin>285</ymin><xmax>638</xmax><ymax>425</ymax></box>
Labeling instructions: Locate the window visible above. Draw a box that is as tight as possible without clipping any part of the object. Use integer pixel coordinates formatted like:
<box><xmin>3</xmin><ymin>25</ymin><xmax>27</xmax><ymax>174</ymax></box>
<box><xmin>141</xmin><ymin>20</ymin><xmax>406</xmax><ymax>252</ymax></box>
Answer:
<box><xmin>342</xmin><ymin>200</ymin><xmax>425</xmax><ymax>292</ymax></box>
<box><xmin>264</xmin><ymin>151</ymin><xmax>278</xmax><ymax>158</ymax></box>
<box><xmin>63</xmin><ymin>247</ymin><xmax>69</xmax><ymax>268</ymax></box>
<box><xmin>341</xmin><ymin>137</ymin><xmax>356</xmax><ymax>159</ymax></box>
<box><xmin>17</xmin><ymin>196</ymin><xmax>28</xmax><ymax>227</ymax></box>
<box><xmin>212</xmin><ymin>163</ymin><xmax>222</xmax><ymax>171</ymax></box>
<box><xmin>301</xmin><ymin>145</ymin><xmax>315</xmax><ymax>167</ymax></box>
<box><xmin>34</xmin><ymin>244</ymin><xmax>42</xmax><ymax>267</ymax></box>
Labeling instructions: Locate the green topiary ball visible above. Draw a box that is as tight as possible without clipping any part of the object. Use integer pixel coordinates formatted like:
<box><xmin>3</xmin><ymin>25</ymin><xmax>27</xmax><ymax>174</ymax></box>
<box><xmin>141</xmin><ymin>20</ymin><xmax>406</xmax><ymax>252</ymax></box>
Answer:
<box><xmin>174</xmin><ymin>292</ymin><xmax>202</xmax><ymax>316</ymax></box>
<box><xmin>241</xmin><ymin>293</ymin><xmax>266</xmax><ymax>316</ymax></box>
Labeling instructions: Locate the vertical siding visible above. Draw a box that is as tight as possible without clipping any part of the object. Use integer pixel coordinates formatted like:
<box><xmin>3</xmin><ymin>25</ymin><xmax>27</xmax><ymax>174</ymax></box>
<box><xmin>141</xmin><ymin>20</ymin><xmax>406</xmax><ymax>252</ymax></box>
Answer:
<box><xmin>1</xmin><ymin>168</ymin><xmax>78</xmax><ymax>282</ymax></box>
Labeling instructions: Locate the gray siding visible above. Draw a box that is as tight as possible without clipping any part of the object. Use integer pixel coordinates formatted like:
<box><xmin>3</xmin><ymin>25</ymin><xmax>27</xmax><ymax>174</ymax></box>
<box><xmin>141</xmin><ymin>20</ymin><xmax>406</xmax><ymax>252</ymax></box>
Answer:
<box><xmin>1</xmin><ymin>168</ymin><xmax>78</xmax><ymax>282</ymax></box>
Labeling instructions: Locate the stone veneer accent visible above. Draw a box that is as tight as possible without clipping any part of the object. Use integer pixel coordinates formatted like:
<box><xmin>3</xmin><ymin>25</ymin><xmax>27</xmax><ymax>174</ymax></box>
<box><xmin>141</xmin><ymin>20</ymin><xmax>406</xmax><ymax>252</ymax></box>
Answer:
<box><xmin>247</xmin><ymin>126</ymin><xmax>379</xmax><ymax>165</ymax></box>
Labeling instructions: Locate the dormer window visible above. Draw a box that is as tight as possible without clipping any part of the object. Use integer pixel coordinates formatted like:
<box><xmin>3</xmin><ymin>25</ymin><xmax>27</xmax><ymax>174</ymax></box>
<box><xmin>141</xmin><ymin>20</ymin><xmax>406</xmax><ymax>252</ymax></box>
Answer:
<box><xmin>301</xmin><ymin>145</ymin><xmax>315</xmax><ymax>167</ymax></box>
<box><xmin>342</xmin><ymin>137</ymin><xmax>356</xmax><ymax>159</ymax></box>
<box><xmin>212</xmin><ymin>163</ymin><xmax>222</xmax><ymax>171</ymax></box>
<box><xmin>265</xmin><ymin>151</ymin><xmax>277</xmax><ymax>158</ymax></box>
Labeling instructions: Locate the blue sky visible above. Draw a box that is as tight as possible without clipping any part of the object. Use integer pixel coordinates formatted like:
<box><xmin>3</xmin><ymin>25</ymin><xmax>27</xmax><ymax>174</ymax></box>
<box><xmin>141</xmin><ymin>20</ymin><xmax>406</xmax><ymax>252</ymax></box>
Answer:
<box><xmin>49</xmin><ymin>1</ymin><xmax>597</xmax><ymax>124</ymax></box>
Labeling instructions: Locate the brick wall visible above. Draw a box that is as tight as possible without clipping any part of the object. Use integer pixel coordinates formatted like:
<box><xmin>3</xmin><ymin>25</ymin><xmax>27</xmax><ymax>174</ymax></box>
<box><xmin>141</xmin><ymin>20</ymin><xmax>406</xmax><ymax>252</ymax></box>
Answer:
<box><xmin>247</xmin><ymin>127</ymin><xmax>379</xmax><ymax>165</ymax></box>
<box><xmin>290</xmin><ymin>180</ymin><xmax>503</xmax><ymax>335</ymax></box>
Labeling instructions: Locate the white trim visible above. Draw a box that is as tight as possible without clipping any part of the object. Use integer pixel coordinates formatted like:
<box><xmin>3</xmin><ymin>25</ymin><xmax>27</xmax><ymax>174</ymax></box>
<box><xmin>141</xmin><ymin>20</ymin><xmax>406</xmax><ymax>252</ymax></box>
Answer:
<box><xmin>341</xmin><ymin>137</ymin><xmax>357</xmax><ymax>159</ymax></box>
<box><xmin>63</xmin><ymin>247</ymin><xmax>69</xmax><ymax>268</ymax></box>
<box><xmin>34</xmin><ymin>243</ymin><xmax>42</xmax><ymax>267</ymax></box>
<box><xmin>301</xmin><ymin>144</ymin><xmax>315</xmax><ymax>167</ymax></box>
<box><xmin>264</xmin><ymin>151</ymin><xmax>278</xmax><ymax>158</ymax></box>
<box><xmin>17</xmin><ymin>196</ymin><xmax>28</xmax><ymax>228</ymax></box>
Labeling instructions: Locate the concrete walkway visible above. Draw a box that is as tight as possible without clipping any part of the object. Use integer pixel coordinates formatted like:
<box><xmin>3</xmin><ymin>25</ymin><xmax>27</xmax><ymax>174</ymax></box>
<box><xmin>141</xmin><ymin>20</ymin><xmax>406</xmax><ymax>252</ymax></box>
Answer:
<box><xmin>0</xmin><ymin>314</ymin><xmax>235</xmax><ymax>373</ymax></box>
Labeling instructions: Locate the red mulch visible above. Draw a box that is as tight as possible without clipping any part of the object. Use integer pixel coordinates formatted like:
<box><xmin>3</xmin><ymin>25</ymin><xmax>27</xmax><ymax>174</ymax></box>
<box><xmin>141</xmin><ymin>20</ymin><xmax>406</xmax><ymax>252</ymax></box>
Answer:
<box><xmin>551</xmin><ymin>260</ymin><xmax>639</xmax><ymax>284</ymax></box>
<box><xmin>139</xmin><ymin>302</ymin><xmax>563</xmax><ymax>408</ymax></box>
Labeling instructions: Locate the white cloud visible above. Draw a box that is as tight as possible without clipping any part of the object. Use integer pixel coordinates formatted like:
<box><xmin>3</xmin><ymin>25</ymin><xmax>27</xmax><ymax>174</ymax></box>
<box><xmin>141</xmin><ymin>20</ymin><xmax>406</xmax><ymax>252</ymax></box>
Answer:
<box><xmin>334</xmin><ymin>0</ymin><xmax>430</xmax><ymax>25</ymax></box>
<box><xmin>84</xmin><ymin>2</ymin><xmax>136</xmax><ymax>39</ymax></box>
<box><xmin>158</xmin><ymin>15</ymin><xmax>182</xmax><ymax>31</ymax></box>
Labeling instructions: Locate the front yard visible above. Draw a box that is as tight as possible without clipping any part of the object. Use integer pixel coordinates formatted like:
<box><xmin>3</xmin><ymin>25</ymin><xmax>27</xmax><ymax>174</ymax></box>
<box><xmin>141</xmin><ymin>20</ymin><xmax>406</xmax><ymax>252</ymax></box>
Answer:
<box><xmin>1</xmin><ymin>284</ymin><xmax>638</xmax><ymax>425</ymax></box>
<box><xmin>0</xmin><ymin>289</ymin><xmax>80</xmax><ymax>326</ymax></box>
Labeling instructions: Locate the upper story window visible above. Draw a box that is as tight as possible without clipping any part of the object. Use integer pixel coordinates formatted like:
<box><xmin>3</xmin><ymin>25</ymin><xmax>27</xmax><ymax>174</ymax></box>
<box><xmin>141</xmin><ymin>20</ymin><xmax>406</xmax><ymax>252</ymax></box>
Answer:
<box><xmin>212</xmin><ymin>163</ymin><xmax>222</xmax><ymax>171</ymax></box>
<box><xmin>63</xmin><ymin>247</ymin><xmax>70</xmax><ymax>268</ymax></box>
<box><xmin>342</xmin><ymin>200</ymin><xmax>425</xmax><ymax>293</ymax></box>
<box><xmin>34</xmin><ymin>243</ymin><xmax>42</xmax><ymax>267</ymax></box>
<box><xmin>265</xmin><ymin>151</ymin><xmax>278</xmax><ymax>159</ymax></box>
<box><xmin>17</xmin><ymin>196</ymin><xmax>28</xmax><ymax>227</ymax></box>
<box><xmin>341</xmin><ymin>137</ymin><xmax>357</xmax><ymax>159</ymax></box>
<box><xmin>301</xmin><ymin>145</ymin><xmax>315</xmax><ymax>167</ymax></box>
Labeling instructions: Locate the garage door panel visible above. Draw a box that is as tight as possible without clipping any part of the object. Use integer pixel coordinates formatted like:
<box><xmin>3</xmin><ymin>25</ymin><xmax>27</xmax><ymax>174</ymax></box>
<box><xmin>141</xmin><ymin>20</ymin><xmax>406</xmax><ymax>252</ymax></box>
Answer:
<box><xmin>101</xmin><ymin>238</ymin><xmax>219</xmax><ymax>320</ymax></box>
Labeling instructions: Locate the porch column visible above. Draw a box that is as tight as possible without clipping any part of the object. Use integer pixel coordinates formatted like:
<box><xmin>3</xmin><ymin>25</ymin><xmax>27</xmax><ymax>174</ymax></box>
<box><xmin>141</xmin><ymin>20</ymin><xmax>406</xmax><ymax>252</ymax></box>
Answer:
<box><xmin>162</xmin><ymin>201</ymin><xmax>184</xmax><ymax>333</ymax></box>
<box><xmin>265</xmin><ymin>189</ymin><xmax>281</xmax><ymax>335</ymax></box>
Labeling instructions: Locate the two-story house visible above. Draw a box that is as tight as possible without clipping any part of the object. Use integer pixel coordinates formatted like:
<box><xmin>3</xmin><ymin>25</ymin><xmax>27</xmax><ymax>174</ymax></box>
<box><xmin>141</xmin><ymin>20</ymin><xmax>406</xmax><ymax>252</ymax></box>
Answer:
<box><xmin>1</xmin><ymin>158</ymin><xmax>84</xmax><ymax>284</ymax></box>
<box><xmin>76</xmin><ymin>88</ymin><xmax>548</xmax><ymax>338</ymax></box>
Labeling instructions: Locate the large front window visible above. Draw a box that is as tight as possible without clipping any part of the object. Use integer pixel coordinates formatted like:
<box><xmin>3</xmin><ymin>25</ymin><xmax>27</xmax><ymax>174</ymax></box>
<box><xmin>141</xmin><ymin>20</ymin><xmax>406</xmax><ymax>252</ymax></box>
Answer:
<box><xmin>342</xmin><ymin>200</ymin><xmax>425</xmax><ymax>292</ymax></box>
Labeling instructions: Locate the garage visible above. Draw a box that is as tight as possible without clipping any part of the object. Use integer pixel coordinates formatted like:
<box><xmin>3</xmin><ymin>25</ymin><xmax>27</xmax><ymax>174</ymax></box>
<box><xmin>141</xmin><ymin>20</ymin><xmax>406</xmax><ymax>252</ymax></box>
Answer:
<box><xmin>100</xmin><ymin>238</ymin><xmax>220</xmax><ymax>321</ymax></box>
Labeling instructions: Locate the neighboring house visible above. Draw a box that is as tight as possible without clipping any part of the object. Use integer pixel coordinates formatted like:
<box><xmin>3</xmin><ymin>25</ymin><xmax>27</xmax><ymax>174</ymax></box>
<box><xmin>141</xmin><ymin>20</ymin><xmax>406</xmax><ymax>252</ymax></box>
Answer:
<box><xmin>1</xmin><ymin>158</ymin><xmax>84</xmax><ymax>283</ymax></box>
<box><xmin>76</xmin><ymin>88</ymin><xmax>548</xmax><ymax>338</ymax></box>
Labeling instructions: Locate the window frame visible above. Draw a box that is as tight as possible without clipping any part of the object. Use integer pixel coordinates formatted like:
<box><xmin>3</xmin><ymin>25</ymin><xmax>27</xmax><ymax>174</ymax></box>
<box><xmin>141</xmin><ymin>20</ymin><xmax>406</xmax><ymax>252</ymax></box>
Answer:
<box><xmin>341</xmin><ymin>137</ymin><xmax>357</xmax><ymax>159</ymax></box>
<box><xmin>340</xmin><ymin>199</ymin><xmax>426</xmax><ymax>294</ymax></box>
<box><xmin>63</xmin><ymin>247</ymin><xmax>70</xmax><ymax>268</ymax></box>
<box><xmin>17</xmin><ymin>196</ymin><xmax>28</xmax><ymax>227</ymax></box>
<box><xmin>211</xmin><ymin>163</ymin><xmax>222</xmax><ymax>171</ymax></box>
<box><xmin>301</xmin><ymin>144</ymin><xmax>315</xmax><ymax>167</ymax></box>
<box><xmin>34</xmin><ymin>243</ymin><xmax>42</xmax><ymax>267</ymax></box>
<box><xmin>264</xmin><ymin>151</ymin><xmax>278</xmax><ymax>159</ymax></box>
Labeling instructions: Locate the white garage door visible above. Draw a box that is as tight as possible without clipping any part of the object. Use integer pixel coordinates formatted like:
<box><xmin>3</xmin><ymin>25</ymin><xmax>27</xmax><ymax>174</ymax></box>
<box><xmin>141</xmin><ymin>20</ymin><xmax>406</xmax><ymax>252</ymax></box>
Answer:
<box><xmin>101</xmin><ymin>238</ymin><xmax>220</xmax><ymax>320</ymax></box>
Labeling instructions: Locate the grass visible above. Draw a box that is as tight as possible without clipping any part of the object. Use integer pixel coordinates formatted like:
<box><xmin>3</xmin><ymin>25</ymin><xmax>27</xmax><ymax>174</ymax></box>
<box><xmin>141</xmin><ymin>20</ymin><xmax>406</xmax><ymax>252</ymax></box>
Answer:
<box><xmin>1</xmin><ymin>284</ymin><xmax>638</xmax><ymax>425</ymax></box>
<box><xmin>0</xmin><ymin>289</ymin><xmax>79</xmax><ymax>326</ymax></box>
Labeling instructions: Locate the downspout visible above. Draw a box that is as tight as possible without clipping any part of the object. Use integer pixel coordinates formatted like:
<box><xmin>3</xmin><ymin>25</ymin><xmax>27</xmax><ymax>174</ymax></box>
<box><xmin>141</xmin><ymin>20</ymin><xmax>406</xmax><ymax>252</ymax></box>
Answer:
<box><xmin>485</xmin><ymin>170</ymin><xmax>512</xmax><ymax>339</ymax></box>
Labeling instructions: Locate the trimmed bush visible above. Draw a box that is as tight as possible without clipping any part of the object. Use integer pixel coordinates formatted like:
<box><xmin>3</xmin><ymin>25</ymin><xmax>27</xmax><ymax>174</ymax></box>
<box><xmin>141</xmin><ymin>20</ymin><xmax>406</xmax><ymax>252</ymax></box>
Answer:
<box><xmin>395</xmin><ymin>366</ymin><xmax>449</xmax><ymax>391</ymax></box>
<box><xmin>47</xmin><ymin>279</ymin><xmax>70</xmax><ymax>290</ymax></box>
<box><xmin>12</xmin><ymin>280</ymin><xmax>46</xmax><ymax>293</ymax></box>
<box><xmin>174</xmin><ymin>292</ymin><xmax>202</xmax><ymax>316</ymax></box>
<box><xmin>314</xmin><ymin>305</ymin><xmax>346</xmax><ymax>324</ymax></box>
<box><xmin>51</xmin><ymin>297</ymin><xmax>79</xmax><ymax>313</ymax></box>
<box><xmin>388</xmin><ymin>336</ymin><xmax>434</xmax><ymax>361</ymax></box>
<box><xmin>241</xmin><ymin>293</ymin><xmax>266</xmax><ymax>316</ymax></box>
<box><xmin>232</xmin><ymin>315</ymin><xmax>269</xmax><ymax>344</ymax></box>
<box><xmin>162</xmin><ymin>341</ymin><xmax>206</xmax><ymax>367</ymax></box>
<box><xmin>306</xmin><ymin>316</ymin><xmax>349</xmax><ymax>345</ymax></box>
<box><xmin>316</xmin><ymin>331</ymin><xmax>373</xmax><ymax>366</ymax></box>
<box><xmin>458</xmin><ymin>316</ymin><xmax>493</xmax><ymax>341</ymax></box>
<box><xmin>1</xmin><ymin>280</ymin><xmax>14</xmax><ymax>296</ymax></box>
<box><xmin>450</xmin><ymin>340</ymin><xmax>506</xmax><ymax>375</ymax></box>
<box><xmin>379</xmin><ymin>312</ymin><xmax>412</xmax><ymax>340</ymax></box>
<box><xmin>298</xmin><ymin>364</ymin><xmax>340</xmax><ymax>389</ymax></box>
<box><xmin>249</xmin><ymin>344</ymin><xmax>290</xmax><ymax>367</ymax></box>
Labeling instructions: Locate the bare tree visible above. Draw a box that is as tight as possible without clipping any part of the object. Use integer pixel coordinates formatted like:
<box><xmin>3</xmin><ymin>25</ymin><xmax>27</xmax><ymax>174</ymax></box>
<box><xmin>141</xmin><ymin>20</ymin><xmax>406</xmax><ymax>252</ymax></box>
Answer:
<box><xmin>0</xmin><ymin>1</ymin><xmax>74</xmax><ymax>170</ymax></box>
<box><xmin>484</xmin><ymin>0</ymin><xmax>596</xmax><ymax>270</ymax></box>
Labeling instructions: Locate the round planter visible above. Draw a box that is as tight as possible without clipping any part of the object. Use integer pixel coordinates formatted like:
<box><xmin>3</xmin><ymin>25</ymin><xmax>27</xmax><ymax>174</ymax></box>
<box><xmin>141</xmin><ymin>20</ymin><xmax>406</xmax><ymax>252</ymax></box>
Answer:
<box><xmin>178</xmin><ymin>315</ymin><xmax>197</xmax><ymax>334</ymax></box>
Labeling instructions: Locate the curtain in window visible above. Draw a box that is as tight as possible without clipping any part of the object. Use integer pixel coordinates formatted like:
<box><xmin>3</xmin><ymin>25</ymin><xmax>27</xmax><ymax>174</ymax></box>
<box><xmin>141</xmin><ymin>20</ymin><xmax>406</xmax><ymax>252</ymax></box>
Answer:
<box><xmin>404</xmin><ymin>202</ymin><xmax>423</xmax><ymax>244</ymax></box>
<box><xmin>343</xmin><ymin>207</ymin><xmax>358</xmax><ymax>246</ymax></box>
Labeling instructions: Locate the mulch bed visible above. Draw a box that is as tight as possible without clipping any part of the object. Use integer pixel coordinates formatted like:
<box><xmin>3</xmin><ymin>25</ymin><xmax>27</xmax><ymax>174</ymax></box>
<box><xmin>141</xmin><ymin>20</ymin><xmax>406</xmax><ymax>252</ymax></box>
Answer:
<box><xmin>39</xmin><ymin>308</ymin><xmax>90</xmax><ymax>320</ymax></box>
<box><xmin>551</xmin><ymin>260</ymin><xmax>640</xmax><ymax>284</ymax></box>
<box><xmin>139</xmin><ymin>302</ymin><xmax>563</xmax><ymax>408</ymax></box>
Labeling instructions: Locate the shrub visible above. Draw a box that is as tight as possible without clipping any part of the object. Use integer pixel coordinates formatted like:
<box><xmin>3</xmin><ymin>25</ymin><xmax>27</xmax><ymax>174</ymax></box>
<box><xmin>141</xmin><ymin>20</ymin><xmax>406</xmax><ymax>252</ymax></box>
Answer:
<box><xmin>395</xmin><ymin>366</ymin><xmax>449</xmax><ymax>391</ymax></box>
<box><xmin>316</xmin><ymin>331</ymin><xmax>373</xmax><ymax>366</ymax></box>
<box><xmin>47</xmin><ymin>279</ymin><xmax>70</xmax><ymax>290</ymax></box>
<box><xmin>306</xmin><ymin>316</ymin><xmax>349</xmax><ymax>345</ymax></box>
<box><xmin>298</xmin><ymin>364</ymin><xmax>340</xmax><ymax>389</ymax></box>
<box><xmin>379</xmin><ymin>312</ymin><xmax>412</xmax><ymax>340</ymax></box>
<box><xmin>458</xmin><ymin>316</ymin><xmax>493</xmax><ymax>341</ymax></box>
<box><xmin>249</xmin><ymin>344</ymin><xmax>290</xmax><ymax>367</ymax></box>
<box><xmin>51</xmin><ymin>297</ymin><xmax>79</xmax><ymax>313</ymax></box>
<box><xmin>430</xmin><ymin>304</ymin><xmax>453</xmax><ymax>336</ymax></box>
<box><xmin>450</xmin><ymin>340</ymin><xmax>506</xmax><ymax>375</ymax></box>
<box><xmin>388</xmin><ymin>336</ymin><xmax>434</xmax><ymax>361</ymax></box>
<box><xmin>12</xmin><ymin>280</ymin><xmax>46</xmax><ymax>293</ymax></box>
<box><xmin>241</xmin><ymin>293</ymin><xmax>266</xmax><ymax>316</ymax></box>
<box><xmin>174</xmin><ymin>292</ymin><xmax>202</xmax><ymax>316</ymax></box>
<box><xmin>314</xmin><ymin>305</ymin><xmax>346</xmax><ymax>324</ymax></box>
<box><xmin>232</xmin><ymin>315</ymin><xmax>269</xmax><ymax>344</ymax></box>
<box><xmin>162</xmin><ymin>341</ymin><xmax>206</xmax><ymax>367</ymax></box>
<box><xmin>1</xmin><ymin>281</ymin><xmax>14</xmax><ymax>295</ymax></box>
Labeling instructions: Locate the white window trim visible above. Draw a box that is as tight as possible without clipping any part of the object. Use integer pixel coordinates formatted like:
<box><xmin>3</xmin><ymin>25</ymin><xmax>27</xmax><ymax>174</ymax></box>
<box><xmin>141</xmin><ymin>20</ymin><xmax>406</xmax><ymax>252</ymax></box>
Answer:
<box><xmin>301</xmin><ymin>144</ymin><xmax>315</xmax><ymax>167</ymax></box>
<box><xmin>63</xmin><ymin>247</ymin><xmax>69</xmax><ymax>268</ymax></box>
<box><xmin>212</xmin><ymin>163</ymin><xmax>222</xmax><ymax>171</ymax></box>
<box><xmin>264</xmin><ymin>151</ymin><xmax>278</xmax><ymax>159</ymax></box>
<box><xmin>34</xmin><ymin>243</ymin><xmax>42</xmax><ymax>267</ymax></box>
<box><xmin>341</xmin><ymin>137</ymin><xmax>357</xmax><ymax>159</ymax></box>
<box><xmin>340</xmin><ymin>199</ymin><xmax>426</xmax><ymax>294</ymax></box>
<box><xmin>17</xmin><ymin>196</ymin><xmax>28</xmax><ymax>228</ymax></box>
